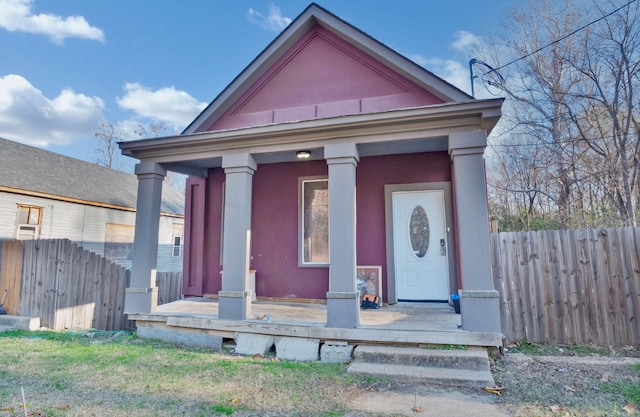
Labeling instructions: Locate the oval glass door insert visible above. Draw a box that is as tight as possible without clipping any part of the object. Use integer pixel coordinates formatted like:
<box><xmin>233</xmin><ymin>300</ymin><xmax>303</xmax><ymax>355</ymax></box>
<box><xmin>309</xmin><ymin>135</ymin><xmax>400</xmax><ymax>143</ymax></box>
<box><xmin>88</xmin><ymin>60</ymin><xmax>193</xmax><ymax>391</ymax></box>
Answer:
<box><xmin>409</xmin><ymin>205</ymin><xmax>430</xmax><ymax>258</ymax></box>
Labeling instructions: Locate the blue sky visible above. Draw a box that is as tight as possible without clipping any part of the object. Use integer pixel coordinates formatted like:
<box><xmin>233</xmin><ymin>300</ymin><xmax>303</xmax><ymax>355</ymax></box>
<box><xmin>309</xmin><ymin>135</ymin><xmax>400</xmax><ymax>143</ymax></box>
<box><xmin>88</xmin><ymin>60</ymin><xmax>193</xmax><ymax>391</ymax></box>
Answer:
<box><xmin>0</xmin><ymin>0</ymin><xmax>519</xmax><ymax>171</ymax></box>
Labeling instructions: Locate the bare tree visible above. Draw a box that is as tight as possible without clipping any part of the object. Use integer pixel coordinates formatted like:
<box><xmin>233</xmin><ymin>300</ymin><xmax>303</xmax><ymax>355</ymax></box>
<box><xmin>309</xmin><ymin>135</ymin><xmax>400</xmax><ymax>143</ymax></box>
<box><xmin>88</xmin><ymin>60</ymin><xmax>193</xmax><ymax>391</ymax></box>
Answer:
<box><xmin>133</xmin><ymin>121</ymin><xmax>185</xmax><ymax>193</ymax></box>
<box><xmin>565</xmin><ymin>0</ymin><xmax>640</xmax><ymax>226</ymax></box>
<box><xmin>94</xmin><ymin>120</ymin><xmax>126</xmax><ymax>169</ymax></box>
<box><xmin>94</xmin><ymin>121</ymin><xmax>184</xmax><ymax>192</ymax></box>
<box><xmin>134</xmin><ymin>121</ymin><xmax>170</xmax><ymax>138</ymax></box>
<box><xmin>486</xmin><ymin>0</ymin><xmax>640</xmax><ymax>230</ymax></box>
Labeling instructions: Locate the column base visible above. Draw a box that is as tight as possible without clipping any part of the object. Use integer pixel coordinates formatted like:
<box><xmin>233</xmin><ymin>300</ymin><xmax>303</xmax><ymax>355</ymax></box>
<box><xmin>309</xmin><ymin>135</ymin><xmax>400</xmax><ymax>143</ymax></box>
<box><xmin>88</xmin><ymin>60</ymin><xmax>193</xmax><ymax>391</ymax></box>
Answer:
<box><xmin>124</xmin><ymin>287</ymin><xmax>158</xmax><ymax>314</ymax></box>
<box><xmin>218</xmin><ymin>291</ymin><xmax>252</xmax><ymax>320</ymax></box>
<box><xmin>326</xmin><ymin>292</ymin><xmax>359</xmax><ymax>328</ymax></box>
<box><xmin>460</xmin><ymin>290</ymin><xmax>502</xmax><ymax>334</ymax></box>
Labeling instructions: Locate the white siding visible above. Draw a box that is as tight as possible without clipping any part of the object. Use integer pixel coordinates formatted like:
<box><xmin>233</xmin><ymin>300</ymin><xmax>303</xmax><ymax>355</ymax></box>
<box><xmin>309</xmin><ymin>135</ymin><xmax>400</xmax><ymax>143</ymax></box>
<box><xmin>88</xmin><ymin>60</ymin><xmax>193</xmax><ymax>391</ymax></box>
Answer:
<box><xmin>0</xmin><ymin>191</ymin><xmax>183</xmax><ymax>272</ymax></box>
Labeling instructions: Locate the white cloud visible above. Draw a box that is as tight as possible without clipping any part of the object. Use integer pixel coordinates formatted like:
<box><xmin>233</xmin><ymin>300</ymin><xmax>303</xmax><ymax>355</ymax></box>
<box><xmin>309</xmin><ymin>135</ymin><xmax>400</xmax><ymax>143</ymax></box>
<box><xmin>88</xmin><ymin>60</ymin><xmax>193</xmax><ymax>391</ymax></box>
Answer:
<box><xmin>0</xmin><ymin>0</ymin><xmax>104</xmax><ymax>44</ymax></box>
<box><xmin>412</xmin><ymin>55</ymin><xmax>472</xmax><ymax>95</ymax></box>
<box><xmin>409</xmin><ymin>53</ymin><xmax>429</xmax><ymax>67</ymax></box>
<box><xmin>247</xmin><ymin>4</ymin><xmax>291</xmax><ymax>32</ymax></box>
<box><xmin>116</xmin><ymin>83</ymin><xmax>207</xmax><ymax>129</ymax></box>
<box><xmin>0</xmin><ymin>74</ymin><xmax>104</xmax><ymax>146</ymax></box>
<box><xmin>451</xmin><ymin>30</ymin><xmax>484</xmax><ymax>54</ymax></box>
<box><xmin>409</xmin><ymin>30</ymin><xmax>501</xmax><ymax>99</ymax></box>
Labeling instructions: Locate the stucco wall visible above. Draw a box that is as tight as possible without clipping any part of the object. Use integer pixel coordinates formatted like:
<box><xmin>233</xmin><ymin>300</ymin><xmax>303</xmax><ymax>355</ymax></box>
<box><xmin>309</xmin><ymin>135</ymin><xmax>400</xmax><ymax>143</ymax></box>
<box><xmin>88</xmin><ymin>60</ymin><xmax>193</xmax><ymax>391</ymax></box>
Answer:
<box><xmin>185</xmin><ymin>151</ymin><xmax>451</xmax><ymax>299</ymax></box>
<box><xmin>208</xmin><ymin>25</ymin><xmax>443</xmax><ymax>131</ymax></box>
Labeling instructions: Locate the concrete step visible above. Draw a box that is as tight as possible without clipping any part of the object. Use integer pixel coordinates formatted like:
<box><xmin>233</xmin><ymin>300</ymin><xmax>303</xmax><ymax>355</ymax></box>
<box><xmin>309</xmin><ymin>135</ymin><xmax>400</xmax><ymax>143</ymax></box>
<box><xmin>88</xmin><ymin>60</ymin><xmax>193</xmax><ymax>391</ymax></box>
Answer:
<box><xmin>347</xmin><ymin>361</ymin><xmax>495</xmax><ymax>388</ymax></box>
<box><xmin>353</xmin><ymin>345</ymin><xmax>491</xmax><ymax>371</ymax></box>
<box><xmin>348</xmin><ymin>345</ymin><xmax>495</xmax><ymax>388</ymax></box>
<box><xmin>0</xmin><ymin>315</ymin><xmax>40</xmax><ymax>331</ymax></box>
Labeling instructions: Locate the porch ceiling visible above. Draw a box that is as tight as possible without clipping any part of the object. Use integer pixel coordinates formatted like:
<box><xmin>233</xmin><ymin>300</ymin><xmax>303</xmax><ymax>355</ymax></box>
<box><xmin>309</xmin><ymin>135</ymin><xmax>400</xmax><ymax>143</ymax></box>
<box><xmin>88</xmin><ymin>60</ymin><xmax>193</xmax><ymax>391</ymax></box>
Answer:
<box><xmin>119</xmin><ymin>99</ymin><xmax>502</xmax><ymax>176</ymax></box>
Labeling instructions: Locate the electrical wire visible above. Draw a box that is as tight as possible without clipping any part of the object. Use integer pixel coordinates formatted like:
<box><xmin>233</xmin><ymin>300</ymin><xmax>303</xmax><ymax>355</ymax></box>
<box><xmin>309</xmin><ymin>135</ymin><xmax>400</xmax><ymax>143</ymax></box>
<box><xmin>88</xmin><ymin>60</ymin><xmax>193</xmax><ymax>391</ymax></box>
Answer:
<box><xmin>493</xmin><ymin>0</ymin><xmax>638</xmax><ymax>72</ymax></box>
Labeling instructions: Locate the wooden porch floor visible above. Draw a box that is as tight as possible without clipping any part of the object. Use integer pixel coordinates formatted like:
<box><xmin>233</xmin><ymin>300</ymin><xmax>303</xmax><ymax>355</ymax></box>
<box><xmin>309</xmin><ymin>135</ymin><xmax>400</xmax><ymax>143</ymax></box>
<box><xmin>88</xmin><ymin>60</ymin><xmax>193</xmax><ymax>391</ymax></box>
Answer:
<box><xmin>129</xmin><ymin>298</ymin><xmax>503</xmax><ymax>347</ymax></box>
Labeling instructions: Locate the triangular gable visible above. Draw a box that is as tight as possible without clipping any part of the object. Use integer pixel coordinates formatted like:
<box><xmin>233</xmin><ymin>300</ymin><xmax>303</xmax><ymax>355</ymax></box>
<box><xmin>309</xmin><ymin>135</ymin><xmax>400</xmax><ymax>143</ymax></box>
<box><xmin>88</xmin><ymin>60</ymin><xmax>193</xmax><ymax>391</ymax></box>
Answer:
<box><xmin>209</xmin><ymin>26</ymin><xmax>444</xmax><ymax>131</ymax></box>
<box><xmin>184</xmin><ymin>3</ymin><xmax>471</xmax><ymax>134</ymax></box>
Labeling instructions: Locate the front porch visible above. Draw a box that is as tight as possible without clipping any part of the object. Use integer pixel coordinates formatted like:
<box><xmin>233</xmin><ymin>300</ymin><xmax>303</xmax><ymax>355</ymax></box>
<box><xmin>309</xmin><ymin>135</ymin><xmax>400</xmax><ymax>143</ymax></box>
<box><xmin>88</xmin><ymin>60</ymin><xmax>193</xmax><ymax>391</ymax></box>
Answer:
<box><xmin>129</xmin><ymin>298</ymin><xmax>503</xmax><ymax>347</ymax></box>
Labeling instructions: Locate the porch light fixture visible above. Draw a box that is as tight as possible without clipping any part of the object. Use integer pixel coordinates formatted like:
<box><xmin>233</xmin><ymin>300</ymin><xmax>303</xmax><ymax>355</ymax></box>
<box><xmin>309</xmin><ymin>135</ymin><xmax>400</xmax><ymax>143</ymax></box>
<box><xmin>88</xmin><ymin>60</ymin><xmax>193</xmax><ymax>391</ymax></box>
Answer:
<box><xmin>296</xmin><ymin>150</ymin><xmax>311</xmax><ymax>159</ymax></box>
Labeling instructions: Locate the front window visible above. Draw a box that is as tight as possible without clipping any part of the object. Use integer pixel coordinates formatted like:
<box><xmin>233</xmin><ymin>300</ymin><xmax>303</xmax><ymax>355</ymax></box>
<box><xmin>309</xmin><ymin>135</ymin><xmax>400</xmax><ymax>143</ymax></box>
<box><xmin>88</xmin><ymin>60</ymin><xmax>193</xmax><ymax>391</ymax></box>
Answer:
<box><xmin>300</xmin><ymin>178</ymin><xmax>329</xmax><ymax>265</ymax></box>
<box><xmin>16</xmin><ymin>205</ymin><xmax>42</xmax><ymax>240</ymax></box>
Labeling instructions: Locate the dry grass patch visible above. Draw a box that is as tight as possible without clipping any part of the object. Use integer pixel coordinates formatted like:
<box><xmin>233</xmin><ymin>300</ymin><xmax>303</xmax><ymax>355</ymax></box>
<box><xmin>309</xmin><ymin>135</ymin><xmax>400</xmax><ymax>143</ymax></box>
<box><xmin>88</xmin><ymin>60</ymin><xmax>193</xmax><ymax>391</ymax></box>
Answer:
<box><xmin>493</xmin><ymin>345</ymin><xmax>640</xmax><ymax>417</ymax></box>
<box><xmin>0</xmin><ymin>330</ymin><xmax>365</xmax><ymax>417</ymax></box>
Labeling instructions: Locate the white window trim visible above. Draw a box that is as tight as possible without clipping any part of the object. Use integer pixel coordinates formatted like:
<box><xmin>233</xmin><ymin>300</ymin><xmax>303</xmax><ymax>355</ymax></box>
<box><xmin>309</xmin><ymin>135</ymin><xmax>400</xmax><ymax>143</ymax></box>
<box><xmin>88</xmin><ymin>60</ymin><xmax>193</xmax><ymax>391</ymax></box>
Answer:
<box><xmin>172</xmin><ymin>234</ymin><xmax>183</xmax><ymax>257</ymax></box>
<box><xmin>17</xmin><ymin>224</ymin><xmax>39</xmax><ymax>240</ymax></box>
<box><xmin>298</xmin><ymin>176</ymin><xmax>330</xmax><ymax>267</ymax></box>
<box><xmin>16</xmin><ymin>204</ymin><xmax>43</xmax><ymax>240</ymax></box>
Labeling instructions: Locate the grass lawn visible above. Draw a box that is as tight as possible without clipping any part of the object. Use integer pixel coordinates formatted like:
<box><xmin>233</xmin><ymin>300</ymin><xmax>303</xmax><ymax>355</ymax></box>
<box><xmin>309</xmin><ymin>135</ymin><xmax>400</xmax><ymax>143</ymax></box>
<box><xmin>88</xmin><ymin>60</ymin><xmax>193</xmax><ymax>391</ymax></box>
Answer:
<box><xmin>0</xmin><ymin>330</ymin><xmax>364</xmax><ymax>417</ymax></box>
<box><xmin>1</xmin><ymin>330</ymin><xmax>639</xmax><ymax>417</ymax></box>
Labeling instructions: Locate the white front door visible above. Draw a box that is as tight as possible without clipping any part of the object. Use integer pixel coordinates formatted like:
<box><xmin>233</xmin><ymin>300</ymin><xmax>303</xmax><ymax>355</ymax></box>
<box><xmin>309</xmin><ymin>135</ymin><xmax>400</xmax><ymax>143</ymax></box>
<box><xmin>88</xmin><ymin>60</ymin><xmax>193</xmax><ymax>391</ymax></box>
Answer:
<box><xmin>393</xmin><ymin>190</ymin><xmax>449</xmax><ymax>301</ymax></box>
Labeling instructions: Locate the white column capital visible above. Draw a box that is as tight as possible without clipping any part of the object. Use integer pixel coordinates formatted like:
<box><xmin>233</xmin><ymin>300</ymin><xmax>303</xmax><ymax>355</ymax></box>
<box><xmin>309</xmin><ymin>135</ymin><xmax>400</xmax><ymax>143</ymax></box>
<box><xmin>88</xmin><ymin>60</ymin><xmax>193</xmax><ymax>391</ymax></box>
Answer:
<box><xmin>135</xmin><ymin>161</ymin><xmax>166</xmax><ymax>178</ymax></box>
<box><xmin>222</xmin><ymin>153</ymin><xmax>257</xmax><ymax>172</ymax></box>
<box><xmin>324</xmin><ymin>143</ymin><xmax>359</xmax><ymax>165</ymax></box>
<box><xmin>448</xmin><ymin>130</ymin><xmax>487</xmax><ymax>156</ymax></box>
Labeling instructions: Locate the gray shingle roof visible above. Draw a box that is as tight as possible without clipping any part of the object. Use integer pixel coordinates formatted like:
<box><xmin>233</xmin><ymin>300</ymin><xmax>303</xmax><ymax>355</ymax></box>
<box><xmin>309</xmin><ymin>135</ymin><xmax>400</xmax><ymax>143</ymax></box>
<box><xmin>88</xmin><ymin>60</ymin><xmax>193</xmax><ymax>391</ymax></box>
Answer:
<box><xmin>0</xmin><ymin>137</ymin><xmax>184</xmax><ymax>215</ymax></box>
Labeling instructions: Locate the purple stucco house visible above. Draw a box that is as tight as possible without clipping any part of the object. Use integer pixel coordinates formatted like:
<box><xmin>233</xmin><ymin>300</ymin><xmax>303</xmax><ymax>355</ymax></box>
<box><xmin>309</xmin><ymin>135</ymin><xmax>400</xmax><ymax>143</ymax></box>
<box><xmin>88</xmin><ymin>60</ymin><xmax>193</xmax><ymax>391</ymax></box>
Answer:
<box><xmin>120</xmin><ymin>3</ymin><xmax>504</xmax><ymax>335</ymax></box>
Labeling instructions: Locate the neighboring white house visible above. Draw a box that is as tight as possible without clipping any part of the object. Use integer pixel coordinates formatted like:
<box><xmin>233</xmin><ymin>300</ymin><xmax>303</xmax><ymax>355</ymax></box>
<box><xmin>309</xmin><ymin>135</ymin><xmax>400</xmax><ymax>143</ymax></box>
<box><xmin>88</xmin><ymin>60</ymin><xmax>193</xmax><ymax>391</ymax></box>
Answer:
<box><xmin>0</xmin><ymin>137</ymin><xmax>185</xmax><ymax>272</ymax></box>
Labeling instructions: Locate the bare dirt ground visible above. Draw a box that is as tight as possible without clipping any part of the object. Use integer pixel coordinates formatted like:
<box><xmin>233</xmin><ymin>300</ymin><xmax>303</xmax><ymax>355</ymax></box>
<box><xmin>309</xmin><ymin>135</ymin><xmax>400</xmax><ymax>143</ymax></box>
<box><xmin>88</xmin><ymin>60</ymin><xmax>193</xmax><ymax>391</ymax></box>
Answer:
<box><xmin>338</xmin><ymin>346</ymin><xmax>640</xmax><ymax>417</ymax></box>
<box><xmin>179</xmin><ymin>344</ymin><xmax>640</xmax><ymax>417</ymax></box>
<box><xmin>492</xmin><ymin>347</ymin><xmax>640</xmax><ymax>417</ymax></box>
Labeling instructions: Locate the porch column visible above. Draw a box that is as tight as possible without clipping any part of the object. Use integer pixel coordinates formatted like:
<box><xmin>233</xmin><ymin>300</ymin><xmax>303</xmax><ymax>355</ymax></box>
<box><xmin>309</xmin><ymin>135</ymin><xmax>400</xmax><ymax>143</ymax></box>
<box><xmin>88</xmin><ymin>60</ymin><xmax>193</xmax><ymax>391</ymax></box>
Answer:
<box><xmin>125</xmin><ymin>161</ymin><xmax>166</xmax><ymax>314</ymax></box>
<box><xmin>325</xmin><ymin>143</ymin><xmax>359</xmax><ymax>328</ymax></box>
<box><xmin>449</xmin><ymin>131</ymin><xmax>501</xmax><ymax>334</ymax></box>
<box><xmin>219</xmin><ymin>153</ymin><xmax>256</xmax><ymax>320</ymax></box>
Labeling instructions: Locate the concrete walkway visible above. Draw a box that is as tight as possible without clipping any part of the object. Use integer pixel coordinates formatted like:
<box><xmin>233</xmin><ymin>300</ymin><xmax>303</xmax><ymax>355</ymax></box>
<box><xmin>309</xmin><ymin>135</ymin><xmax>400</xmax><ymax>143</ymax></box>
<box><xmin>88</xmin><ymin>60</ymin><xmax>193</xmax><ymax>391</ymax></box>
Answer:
<box><xmin>344</xmin><ymin>387</ymin><xmax>511</xmax><ymax>417</ymax></box>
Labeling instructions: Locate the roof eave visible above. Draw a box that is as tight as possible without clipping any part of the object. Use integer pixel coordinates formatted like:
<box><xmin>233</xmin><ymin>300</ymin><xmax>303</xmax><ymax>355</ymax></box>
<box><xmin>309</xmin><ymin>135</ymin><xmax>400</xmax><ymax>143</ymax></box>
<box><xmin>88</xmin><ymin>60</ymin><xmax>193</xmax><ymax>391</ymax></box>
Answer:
<box><xmin>121</xmin><ymin>98</ymin><xmax>503</xmax><ymax>162</ymax></box>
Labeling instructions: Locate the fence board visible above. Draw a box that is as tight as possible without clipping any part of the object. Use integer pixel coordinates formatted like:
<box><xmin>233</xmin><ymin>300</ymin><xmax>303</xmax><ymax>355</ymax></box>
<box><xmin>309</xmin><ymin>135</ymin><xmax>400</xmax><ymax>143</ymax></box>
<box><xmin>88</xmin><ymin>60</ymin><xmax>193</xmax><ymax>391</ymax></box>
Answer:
<box><xmin>539</xmin><ymin>231</ymin><xmax>555</xmax><ymax>343</ymax></box>
<box><xmin>630</xmin><ymin>229</ymin><xmax>640</xmax><ymax>346</ymax></box>
<box><xmin>492</xmin><ymin>227</ymin><xmax>640</xmax><ymax>346</ymax></box>
<box><xmin>157</xmin><ymin>271</ymin><xmax>183</xmax><ymax>305</ymax></box>
<box><xmin>0</xmin><ymin>240</ymin><xmax>22</xmax><ymax>315</ymax></box>
<box><xmin>1</xmin><ymin>239</ymin><xmax>181</xmax><ymax>331</ymax></box>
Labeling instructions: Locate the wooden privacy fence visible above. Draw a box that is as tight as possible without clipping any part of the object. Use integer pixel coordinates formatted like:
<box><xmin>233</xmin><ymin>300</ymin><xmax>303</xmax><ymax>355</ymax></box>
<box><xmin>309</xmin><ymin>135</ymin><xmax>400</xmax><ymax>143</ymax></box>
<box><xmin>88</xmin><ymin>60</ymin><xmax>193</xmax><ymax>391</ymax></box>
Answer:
<box><xmin>156</xmin><ymin>271</ymin><xmax>183</xmax><ymax>305</ymax></box>
<box><xmin>492</xmin><ymin>227</ymin><xmax>640</xmax><ymax>347</ymax></box>
<box><xmin>0</xmin><ymin>239</ymin><xmax>183</xmax><ymax>331</ymax></box>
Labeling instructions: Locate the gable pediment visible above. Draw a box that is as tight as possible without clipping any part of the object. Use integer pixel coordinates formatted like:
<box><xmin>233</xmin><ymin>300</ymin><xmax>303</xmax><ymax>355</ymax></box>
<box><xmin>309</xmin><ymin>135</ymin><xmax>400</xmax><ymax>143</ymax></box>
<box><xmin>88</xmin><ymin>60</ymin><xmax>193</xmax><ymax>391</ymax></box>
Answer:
<box><xmin>208</xmin><ymin>26</ymin><xmax>444</xmax><ymax>131</ymax></box>
<box><xmin>184</xmin><ymin>3</ymin><xmax>472</xmax><ymax>134</ymax></box>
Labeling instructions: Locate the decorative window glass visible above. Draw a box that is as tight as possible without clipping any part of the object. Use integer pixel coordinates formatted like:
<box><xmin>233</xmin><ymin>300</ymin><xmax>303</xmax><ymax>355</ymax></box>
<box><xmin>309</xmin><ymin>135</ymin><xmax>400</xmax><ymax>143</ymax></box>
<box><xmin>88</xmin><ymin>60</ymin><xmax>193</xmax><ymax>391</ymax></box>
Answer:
<box><xmin>16</xmin><ymin>205</ymin><xmax>42</xmax><ymax>240</ymax></box>
<box><xmin>301</xmin><ymin>178</ymin><xmax>329</xmax><ymax>264</ymax></box>
<box><xmin>409</xmin><ymin>205</ymin><xmax>430</xmax><ymax>258</ymax></box>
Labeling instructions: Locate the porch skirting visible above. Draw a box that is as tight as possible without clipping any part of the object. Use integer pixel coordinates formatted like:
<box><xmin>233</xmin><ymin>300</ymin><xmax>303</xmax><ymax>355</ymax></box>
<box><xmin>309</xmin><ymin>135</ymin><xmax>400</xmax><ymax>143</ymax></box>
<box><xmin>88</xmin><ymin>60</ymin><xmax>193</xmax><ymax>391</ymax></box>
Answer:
<box><xmin>129</xmin><ymin>299</ymin><xmax>504</xmax><ymax>348</ymax></box>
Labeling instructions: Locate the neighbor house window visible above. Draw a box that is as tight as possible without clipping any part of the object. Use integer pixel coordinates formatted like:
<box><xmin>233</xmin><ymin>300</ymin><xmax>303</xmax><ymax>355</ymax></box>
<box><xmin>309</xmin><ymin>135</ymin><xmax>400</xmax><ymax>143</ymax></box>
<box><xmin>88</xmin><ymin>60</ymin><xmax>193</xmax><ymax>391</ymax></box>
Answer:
<box><xmin>300</xmin><ymin>178</ymin><xmax>329</xmax><ymax>265</ymax></box>
<box><xmin>16</xmin><ymin>205</ymin><xmax>42</xmax><ymax>240</ymax></box>
<box><xmin>172</xmin><ymin>223</ymin><xmax>184</xmax><ymax>257</ymax></box>
<box><xmin>104</xmin><ymin>223</ymin><xmax>135</xmax><ymax>261</ymax></box>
